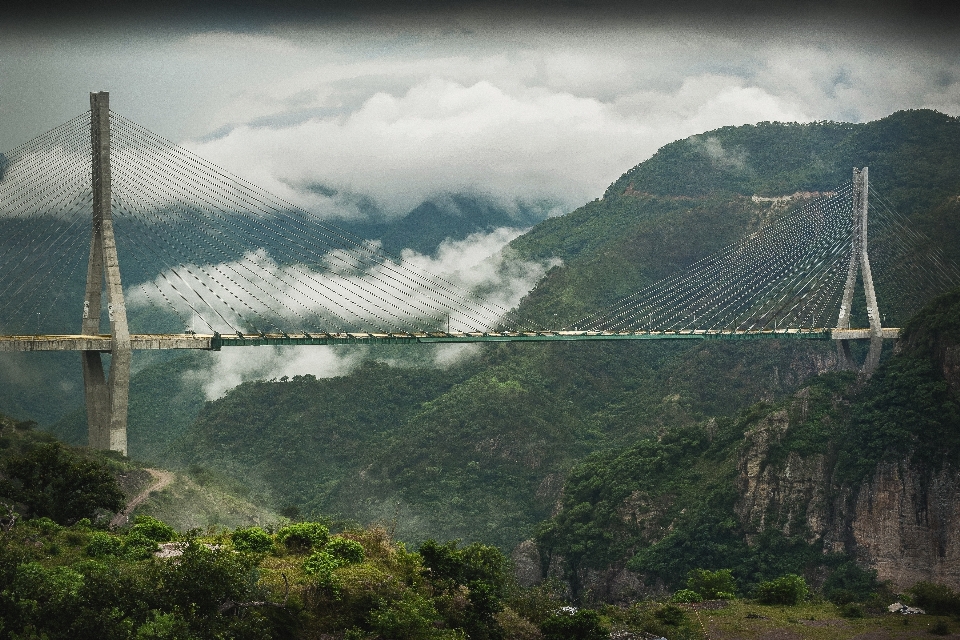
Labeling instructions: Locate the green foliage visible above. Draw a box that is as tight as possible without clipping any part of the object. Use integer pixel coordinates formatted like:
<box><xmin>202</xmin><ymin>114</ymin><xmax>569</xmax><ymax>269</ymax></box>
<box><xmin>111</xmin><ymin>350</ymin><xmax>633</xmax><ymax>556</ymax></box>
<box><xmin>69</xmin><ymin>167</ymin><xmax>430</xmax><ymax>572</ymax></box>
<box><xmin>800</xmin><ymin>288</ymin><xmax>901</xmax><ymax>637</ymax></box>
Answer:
<box><xmin>367</xmin><ymin>590</ymin><xmax>450</xmax><ymax>640</ymax></box>
<box><xmin>687</xmin><ymin>568</ymin><xmax>737</xmax><ymax>599</ymax></box>
<box><xmin>231</xmin><ymin>526</ymin><xmax>274</xmax><ymax>554</ymax></box>
<box><xmin>302</xmin><ymin>540</ymin><xmax>365</xmax><ymax>589</ymax></box>
<box><xmin>822</xmin><ymin>561</ymin><xmax>880</xmax><ymax>604</ymax></box>
<box><xmin>277</xmin><ymin>521</ymin><xmax>329</xmax><ymax>552</ymax></box>
<box><xmin>930</xmin><ymin>619</ymin><xmax>952</xmax><ymax>636</ymax></box>
<box><xmin>130</xmin><ymin>515</ymin><xmax>176</xmax><ymax>543</ymax></box>
<box><xmin>671</xmin><ymin>589</ymin><xmax>702</xmax><ymax>603</ymax></box>
<box><xmin>540</xmin><ymin>609</ymin><xmax>609</xmax><ymax>640</ymax></box>
<box><xmin>85</xmin><ymin>531</ymin><xmax>122</xmax><ymax>557</ymax></box>
<box><xmin>0</xmin><ymin>443</ymin><xmax>124</xmax><ymax>525</ymax></box>
<box><xmin>754</xmin><ymin>574</ymin><xmax>809</xmax><ymax>605</ymax></box>
<box><xmin>121</xmin><ymin>531</ymin><xmax>160</xmax><ymax>560</ymax></box>
<box><xmin>418</xmin><ymin>539</ymin><xmax>512</xmax><ymax>640</ymax></box>
<box><xmin>327</xmin><ymin>536</ymin><xmax>365</xmax><ymax>564</ymax></box>
<box><xmin>654</xmin><ymin>603</ymin><xmax>687</xmax><ymax>626</ymax></box>
<box><xmin>907</xmin><ymin>582</ymin><xmax>960</xmax><ymax>616</ymax></box>
<box><xmin>839</xmin><ymin>602</ymin><xmax>865</xmax><ymax>618</ymax></box>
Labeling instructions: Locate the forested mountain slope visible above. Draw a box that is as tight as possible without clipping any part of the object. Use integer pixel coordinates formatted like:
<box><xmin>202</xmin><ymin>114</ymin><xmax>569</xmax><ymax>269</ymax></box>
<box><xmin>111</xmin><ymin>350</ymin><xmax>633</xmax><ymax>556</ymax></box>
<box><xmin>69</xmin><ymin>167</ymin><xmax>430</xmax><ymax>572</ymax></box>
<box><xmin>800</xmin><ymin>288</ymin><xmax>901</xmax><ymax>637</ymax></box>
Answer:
<box><xmin>113</xmin><ymin>109</ymin><xmax>960</xmax><ymax>553</ymax></box>
<box><xmin>534</xmin><ymin>286</ymin><xmax>960</xmax><ymax>601</ymax></box>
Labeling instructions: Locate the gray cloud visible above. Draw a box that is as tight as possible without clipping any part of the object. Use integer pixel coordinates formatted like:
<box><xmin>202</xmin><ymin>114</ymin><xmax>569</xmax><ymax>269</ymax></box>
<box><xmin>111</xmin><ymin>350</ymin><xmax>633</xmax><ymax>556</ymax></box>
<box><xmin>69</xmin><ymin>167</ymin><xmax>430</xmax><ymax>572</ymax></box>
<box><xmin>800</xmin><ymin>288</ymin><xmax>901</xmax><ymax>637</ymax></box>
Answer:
<box><xmin>2</xmin><ymin>18</ymin><xmax>958</xmax><ymax>222</ymax></box>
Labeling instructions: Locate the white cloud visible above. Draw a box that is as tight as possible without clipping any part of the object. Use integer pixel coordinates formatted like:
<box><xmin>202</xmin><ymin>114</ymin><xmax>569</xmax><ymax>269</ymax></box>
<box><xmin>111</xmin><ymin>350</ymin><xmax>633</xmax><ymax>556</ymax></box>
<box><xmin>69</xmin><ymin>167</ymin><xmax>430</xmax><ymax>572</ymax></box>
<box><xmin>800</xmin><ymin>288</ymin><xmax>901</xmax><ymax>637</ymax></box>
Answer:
<box><xmin>161</xmin><ymin>226</ymin><xmax>552</xmax><ymax>398</ymax></box>
<box><xmin>183</xmin><ymin>344</ymin><xmax>362</xmax><ymax>400</ymax></box>
<box><xmin>127</xmin><ymin>226</ymin><xmax>559</xmax><ymax>335</ymax></box>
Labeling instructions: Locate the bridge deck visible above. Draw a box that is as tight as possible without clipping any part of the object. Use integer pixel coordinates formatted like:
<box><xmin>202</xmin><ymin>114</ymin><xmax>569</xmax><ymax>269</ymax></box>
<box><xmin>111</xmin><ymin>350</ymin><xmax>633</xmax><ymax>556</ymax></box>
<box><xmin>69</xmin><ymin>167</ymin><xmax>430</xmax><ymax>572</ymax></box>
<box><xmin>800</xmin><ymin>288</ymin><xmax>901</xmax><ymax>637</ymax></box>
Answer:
<box><xmin>0</xmin><ymin>328</ymin><xmax>900</xmax><ymax>352</ymax></box>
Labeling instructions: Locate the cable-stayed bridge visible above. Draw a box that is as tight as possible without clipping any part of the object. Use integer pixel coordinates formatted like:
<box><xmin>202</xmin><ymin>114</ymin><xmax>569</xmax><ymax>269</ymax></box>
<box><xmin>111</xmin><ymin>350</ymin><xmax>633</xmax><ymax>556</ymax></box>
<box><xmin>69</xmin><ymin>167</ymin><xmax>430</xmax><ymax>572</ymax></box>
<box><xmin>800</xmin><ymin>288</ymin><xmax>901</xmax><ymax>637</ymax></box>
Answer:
<box><xmin>1</xmin><ymin>93</ymin><xmax>958</xmax><ymax>453</ymax></box>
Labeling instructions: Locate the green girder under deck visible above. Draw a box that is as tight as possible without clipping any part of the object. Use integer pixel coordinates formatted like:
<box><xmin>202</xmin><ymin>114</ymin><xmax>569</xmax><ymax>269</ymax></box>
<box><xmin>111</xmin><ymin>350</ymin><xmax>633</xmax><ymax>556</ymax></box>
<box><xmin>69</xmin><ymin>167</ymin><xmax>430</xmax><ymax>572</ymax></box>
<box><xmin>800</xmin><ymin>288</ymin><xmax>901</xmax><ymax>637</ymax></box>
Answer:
<box><xmin>0</xmin><ymin>328</ymin><xmax>899</xmax><ymax>352</ymax></box>
<box><xmin>209</xmin><ymin>327</ymin><xmax>898</xmax><ymax>349</ymax></box>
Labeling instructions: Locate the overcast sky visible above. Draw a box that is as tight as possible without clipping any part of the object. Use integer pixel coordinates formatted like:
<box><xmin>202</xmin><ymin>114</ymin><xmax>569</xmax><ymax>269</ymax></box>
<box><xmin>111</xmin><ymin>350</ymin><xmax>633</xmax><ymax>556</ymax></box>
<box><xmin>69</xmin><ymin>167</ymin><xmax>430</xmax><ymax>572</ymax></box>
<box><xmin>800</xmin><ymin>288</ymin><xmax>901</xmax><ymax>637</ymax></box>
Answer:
<box><xmin>2</xmin><ymin>2</ymin><xmax>959</xmax><ymax>220</ymax></box>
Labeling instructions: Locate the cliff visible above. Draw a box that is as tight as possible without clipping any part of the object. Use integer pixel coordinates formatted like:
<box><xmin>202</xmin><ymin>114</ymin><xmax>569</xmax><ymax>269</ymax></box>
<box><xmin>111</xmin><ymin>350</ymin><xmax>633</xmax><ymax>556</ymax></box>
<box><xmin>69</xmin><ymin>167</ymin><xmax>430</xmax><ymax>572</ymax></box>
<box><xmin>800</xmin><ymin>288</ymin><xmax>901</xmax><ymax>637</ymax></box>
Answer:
<box><xmin>531</xmin><ymin>287</ymin><xmax>960</xmax><ymax>601</ymax></box>
<box><xmin>737</xmin><ymin>403</ymin><xmax>960</xmax><ymax>591</ymax></box>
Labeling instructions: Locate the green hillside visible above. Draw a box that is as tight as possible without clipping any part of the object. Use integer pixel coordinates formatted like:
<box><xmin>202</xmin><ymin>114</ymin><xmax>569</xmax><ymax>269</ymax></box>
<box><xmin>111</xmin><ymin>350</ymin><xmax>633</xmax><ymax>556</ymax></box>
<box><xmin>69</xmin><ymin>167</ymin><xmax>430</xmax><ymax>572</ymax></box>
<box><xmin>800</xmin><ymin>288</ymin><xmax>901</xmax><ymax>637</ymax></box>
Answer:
<box><xmin>537</xmin><ymin>285</ymin><xmax>960</xmax><ymax>601</ymax></box>
<box><xmin>129</xmin><ymin>110</ymin><xmax>960</xmax><ymax>554</ymax></box>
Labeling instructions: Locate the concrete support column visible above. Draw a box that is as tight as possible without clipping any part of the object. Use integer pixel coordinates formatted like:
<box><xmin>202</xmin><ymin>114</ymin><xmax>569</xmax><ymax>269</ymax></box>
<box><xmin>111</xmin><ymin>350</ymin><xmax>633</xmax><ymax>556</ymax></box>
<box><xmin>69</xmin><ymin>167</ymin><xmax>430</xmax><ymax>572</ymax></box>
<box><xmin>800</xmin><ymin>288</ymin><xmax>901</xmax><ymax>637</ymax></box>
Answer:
<box><xmin>81</xmin><ymin>91</ymin><xmax>131</xmax><ymax>454</ymax></box>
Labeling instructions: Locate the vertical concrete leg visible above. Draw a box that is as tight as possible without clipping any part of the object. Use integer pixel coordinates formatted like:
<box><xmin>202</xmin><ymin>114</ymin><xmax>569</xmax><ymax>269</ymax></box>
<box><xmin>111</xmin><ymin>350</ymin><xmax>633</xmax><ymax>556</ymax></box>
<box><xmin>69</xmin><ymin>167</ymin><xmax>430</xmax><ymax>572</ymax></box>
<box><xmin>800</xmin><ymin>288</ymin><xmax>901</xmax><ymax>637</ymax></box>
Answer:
<box><xmin>82</xmin><ymin>351</ymin><xmax>110</xmax><ymax>450</ymax></box>
<box><xmin>107</xmin><ymin>348</ymin><xmax>130</xmax><ymax>453</ymax></box>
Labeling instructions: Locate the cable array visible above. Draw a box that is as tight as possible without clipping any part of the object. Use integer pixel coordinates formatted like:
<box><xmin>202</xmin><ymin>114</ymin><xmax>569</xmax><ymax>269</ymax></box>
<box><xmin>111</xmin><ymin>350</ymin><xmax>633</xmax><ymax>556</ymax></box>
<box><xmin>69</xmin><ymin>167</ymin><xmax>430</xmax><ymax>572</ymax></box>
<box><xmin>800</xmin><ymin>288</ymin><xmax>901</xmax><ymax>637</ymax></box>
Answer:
<box><xmin>0</xmin><ymin>113</ymin><xmax>93</xmax><ymax>334</ymax></box>
<box><xmin>2</xmin><ymin>107</ymin><xmax>959</xmax><ymax>338</ymax></box>
<box><xmin>576</xmin><ymin>185</ymin><xmax>863</xmax><ymax>332</ymax></box>
<box><xmin>106</xmin><ymin>113</ymin><xmax>540</xmax><ymax>336</ymax></box>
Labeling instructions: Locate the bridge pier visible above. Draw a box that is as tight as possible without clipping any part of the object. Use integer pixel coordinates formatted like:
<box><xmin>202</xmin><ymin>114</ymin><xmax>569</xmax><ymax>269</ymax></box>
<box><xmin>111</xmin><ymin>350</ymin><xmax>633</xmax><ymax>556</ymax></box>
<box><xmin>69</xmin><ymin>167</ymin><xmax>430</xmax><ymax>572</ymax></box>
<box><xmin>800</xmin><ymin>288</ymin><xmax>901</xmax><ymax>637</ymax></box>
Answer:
<box><xmin>836</xmin><ymin>167</ymin><xmax>885</xmax><ymax>375</ymax></box>
<box><xmin>82</xmin><ymin>92</ymin><xmax>131</xmax><ymax>455</ymax></box>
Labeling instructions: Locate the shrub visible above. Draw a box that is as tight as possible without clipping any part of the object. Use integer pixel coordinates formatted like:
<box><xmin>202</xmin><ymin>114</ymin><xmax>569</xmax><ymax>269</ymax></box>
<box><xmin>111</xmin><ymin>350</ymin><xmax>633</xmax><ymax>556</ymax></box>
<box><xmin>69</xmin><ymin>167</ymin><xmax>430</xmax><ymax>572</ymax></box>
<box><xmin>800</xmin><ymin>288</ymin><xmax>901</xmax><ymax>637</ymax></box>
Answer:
<box><xmin>754</xmin><ymin>574</ymin><xmax>808</xmax><ymax>605</ymax></box>
<box><xmin>327</xmin><ymin>537</ymin><xmax>365</xmax><ymax>564</ymax></box>
<box><xmin>839</xmin><ymin>602</ymin><xmax>865</xmax><ymax>618</ymax></box>
<box><xmin>672</xmin><ymin>589</ymin><xmax>702</xmax><ymax>603</ymax></box>
<box><xmin>230</xmin><ymin>526</ymin><xmax>274</xmax><ymax>554</ymax></box>
<box><xmin>276</xmin><ymin>521</ymin><xmax>329</xmax><ymax>552</ymax></box>
<box><xmin>930</xmin><ymin>619</ymin><xmax>951</xmax><ymax>636</ymax></box>
<box><xmin>654</xmin><ymin>604</ymin><xmax>687</xmax><ymax>626</ymax></box>
<box><xmin>122</xmin><ymin>531</ymin><xmax>159</xmax><ymax>560</ymax></box>
<box><xmin>303</xmin><ymin>540</ymin><xmax>365</xmax><ymax>590</ymax></box>
<box><xmin>85</xmin><ymin>531</ymin><xmax>122</xmax><ymax>557</ymax></box>
<box><xmin>131</xmin><ymin>515</ymin><xmax>176</xmax><ymax>543</ymax></box>
<box><xmin>28</xmin><ymin>517</ymin><xmax>63</xmax><ymax>535</ymax></box>
<box><xmin>823</xmin><ymin>561</ymin><xmax>879</xmax><ymax>603</ymax></box>
<box><xmin>687</xmin><ymin>568</ymin><xmax>736</xmax><ymax>599</ymax></box>
<box><xmin>541</xmin><ymin>609</ymin><xmax>609</xmax><ymax>640</ymax></box>
<box><xmin>368</xmin><ymin>590</ymin><xmax>446</xmax><ymax>640</ymax></box>
<box><xmin>908</xmin><ymin>582</ymin><xmax>960</xmax><ymax>615</ymax></box>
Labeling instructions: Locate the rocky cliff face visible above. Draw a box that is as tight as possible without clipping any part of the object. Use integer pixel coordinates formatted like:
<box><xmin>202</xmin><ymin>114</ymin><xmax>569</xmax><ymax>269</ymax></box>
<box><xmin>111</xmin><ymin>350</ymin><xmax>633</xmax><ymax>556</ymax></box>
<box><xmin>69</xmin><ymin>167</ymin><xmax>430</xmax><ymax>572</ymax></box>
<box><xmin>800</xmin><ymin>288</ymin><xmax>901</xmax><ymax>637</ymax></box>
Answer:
<box><xmin>735</xmin><ymin>390</ymin><xmax>960</xmax><ymax>591</ymax></box>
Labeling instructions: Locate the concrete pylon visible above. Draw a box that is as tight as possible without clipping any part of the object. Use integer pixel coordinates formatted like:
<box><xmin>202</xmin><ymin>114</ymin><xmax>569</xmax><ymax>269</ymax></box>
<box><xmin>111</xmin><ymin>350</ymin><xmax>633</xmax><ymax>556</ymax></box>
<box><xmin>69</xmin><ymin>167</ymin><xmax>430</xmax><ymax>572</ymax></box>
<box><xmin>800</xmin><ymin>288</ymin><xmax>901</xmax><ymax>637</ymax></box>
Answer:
<box><xmin>81</xmin><ymin>91</ymin><xmax>131</xmax><ymax>454</ymax></box>
<box><xmin>836</xmin><ymin>167</ymin><xmax>884</xmax><ymax>374</ymax></box>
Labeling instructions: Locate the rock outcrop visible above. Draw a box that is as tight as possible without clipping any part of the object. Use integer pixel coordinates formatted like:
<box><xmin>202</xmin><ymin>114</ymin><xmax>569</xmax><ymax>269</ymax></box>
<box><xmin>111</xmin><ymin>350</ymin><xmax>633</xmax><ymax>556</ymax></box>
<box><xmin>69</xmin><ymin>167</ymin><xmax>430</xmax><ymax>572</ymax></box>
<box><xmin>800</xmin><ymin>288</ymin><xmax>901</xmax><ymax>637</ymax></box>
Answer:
<box><xmin>734</xmin><ymin>393</ymin><xmax>960</xmax><ymax>591</ymax></box>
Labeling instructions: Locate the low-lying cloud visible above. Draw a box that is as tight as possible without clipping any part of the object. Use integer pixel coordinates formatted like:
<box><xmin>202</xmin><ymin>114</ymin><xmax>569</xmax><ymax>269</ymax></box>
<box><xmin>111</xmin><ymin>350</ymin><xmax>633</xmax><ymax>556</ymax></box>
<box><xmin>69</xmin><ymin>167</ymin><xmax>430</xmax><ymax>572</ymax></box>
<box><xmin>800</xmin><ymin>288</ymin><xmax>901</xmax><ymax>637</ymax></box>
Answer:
<box><xmin>127</xmin><ymin>227</ymin><xmax>558</xmax><ymax>396</ymax></box>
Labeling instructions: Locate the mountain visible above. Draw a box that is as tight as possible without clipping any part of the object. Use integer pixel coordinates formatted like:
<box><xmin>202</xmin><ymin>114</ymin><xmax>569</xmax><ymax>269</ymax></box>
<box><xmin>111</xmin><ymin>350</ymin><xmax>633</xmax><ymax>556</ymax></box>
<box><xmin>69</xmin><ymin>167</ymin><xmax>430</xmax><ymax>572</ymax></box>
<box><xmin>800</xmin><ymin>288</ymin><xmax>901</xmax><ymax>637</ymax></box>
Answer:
<box><xmin>98</xmin><ymin>109</ymin><xmax>960</xmax><ymax>554</ymax></box>
<box><xmin>533</xmin><ymin>285</ymin><xmax>960</xmax><ymax>601</ymax></box>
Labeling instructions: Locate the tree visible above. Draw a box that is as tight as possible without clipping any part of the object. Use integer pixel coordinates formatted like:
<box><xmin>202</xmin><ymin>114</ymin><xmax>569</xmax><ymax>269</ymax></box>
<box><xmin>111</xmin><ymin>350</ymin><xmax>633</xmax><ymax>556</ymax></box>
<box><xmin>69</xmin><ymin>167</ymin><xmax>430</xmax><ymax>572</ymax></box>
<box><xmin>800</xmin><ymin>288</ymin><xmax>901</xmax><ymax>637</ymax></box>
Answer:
<box><xmin>0</xmin><ymin>443</ymin><xmax>124</xmax><ymax>525</ymax></box>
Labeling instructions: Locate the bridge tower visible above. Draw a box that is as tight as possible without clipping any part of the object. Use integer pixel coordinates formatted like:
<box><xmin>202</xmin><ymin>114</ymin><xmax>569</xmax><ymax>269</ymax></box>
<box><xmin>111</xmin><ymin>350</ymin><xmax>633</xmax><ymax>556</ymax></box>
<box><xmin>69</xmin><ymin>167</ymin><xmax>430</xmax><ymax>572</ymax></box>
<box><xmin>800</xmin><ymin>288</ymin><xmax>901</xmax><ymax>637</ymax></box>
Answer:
<box><xmin>836</xmin><ymin>166</ymin><xmax>884</xmax><ymax>373</ymax></box>
<box><xmin>81</xmin><ymin>91</ymin><xmax>131</xmax><ymax>454</ymax></box>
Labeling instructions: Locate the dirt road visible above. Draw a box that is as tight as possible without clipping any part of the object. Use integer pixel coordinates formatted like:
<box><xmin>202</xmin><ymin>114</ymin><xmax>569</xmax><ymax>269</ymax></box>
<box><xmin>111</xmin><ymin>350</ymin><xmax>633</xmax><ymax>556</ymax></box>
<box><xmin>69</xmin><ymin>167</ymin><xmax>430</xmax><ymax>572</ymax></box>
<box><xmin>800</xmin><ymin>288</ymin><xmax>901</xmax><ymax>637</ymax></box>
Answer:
<box><xmin>110</xmin><ymin>468</ymin><xmax>175</xmax><ymax>528</ymax></box>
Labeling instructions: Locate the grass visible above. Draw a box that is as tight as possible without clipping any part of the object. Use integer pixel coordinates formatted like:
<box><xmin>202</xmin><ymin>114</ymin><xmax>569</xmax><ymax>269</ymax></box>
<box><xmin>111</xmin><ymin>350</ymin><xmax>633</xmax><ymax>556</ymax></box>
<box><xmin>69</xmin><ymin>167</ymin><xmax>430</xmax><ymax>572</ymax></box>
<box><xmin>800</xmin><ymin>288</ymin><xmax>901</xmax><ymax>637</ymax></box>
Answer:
<box><xmin>696</xmin><ymin>599</ymin><xmax>958</xmax><ymax>639</ymax></box>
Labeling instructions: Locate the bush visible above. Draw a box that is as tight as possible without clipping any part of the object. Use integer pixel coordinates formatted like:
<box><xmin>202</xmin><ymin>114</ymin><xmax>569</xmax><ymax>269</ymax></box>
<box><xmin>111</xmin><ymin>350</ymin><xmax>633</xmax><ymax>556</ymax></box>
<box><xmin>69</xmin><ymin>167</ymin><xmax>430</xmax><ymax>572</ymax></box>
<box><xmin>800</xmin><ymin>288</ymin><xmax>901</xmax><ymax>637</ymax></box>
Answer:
<box><xmin>85</xmin><ymin>531</ymin><xmax>122</xmax><ymax>557</ymax></box>
<box><xmin>839</xmin><ymin>602</ymin><xmax>865</xmax><ymax>618</ymax></box>
<box><xmin>930</xmin><ymin>619</ymin><xmax>951</xmax><ymax>636</ymax></box>
<box><xmin>327</xmin><ymin>537</ymin><xmax>365</xmax><ymax>564</ymax></box>
<box><xmin>654</xmin><ymin>604</ymin><xmax>687</xmax><ymax>626</ymax></box>
<box><xmin>687</xmin><ymin>568</ymin><xmax>736</xmax><ymax>599</ymax></box>
<box><xmin>28</xmin><ymin>517</ymin><xmax>63</xmax><ymax>535</ymax></box>
<box><xmin>131</xmin><ymin>515</ymin><xmax>176</xmax><ymax>543</ymax></box>
<box><xmin>823</xmin><ymin>561</ymin><xmax>879</xmax><ymax>604</ymax></box>
<box><xmin>230</xmin><ymin>526</ymin><xmax>274</xmax><ymax>554</ymax></box>
<box><xmin>754</xmin><ymin>574</ymin><xmax>808</xmax><ymax>605</ymax></box>
<box><xmin>122</xmin><ymin>531</ymin><xmax>160</xmax><ymax>560</ymax></box>
<box><xmin>276</xmin><ymin>521</ymin><xmax>329</xmax><ymax>552</ymax></box>
<box><xmin>908</xmin><ymin>582</ymin><xmax>960</xmax><ymax>615</ymax></box>
<box><xmin>672</xmin><ymin>589</ymin><xmax>702</xmax><ymax>603</ymax></box>
<box><xmin>541</xmin><ymin>609</ymin><xmax>609</xmax><ymax>640</ymax></box>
